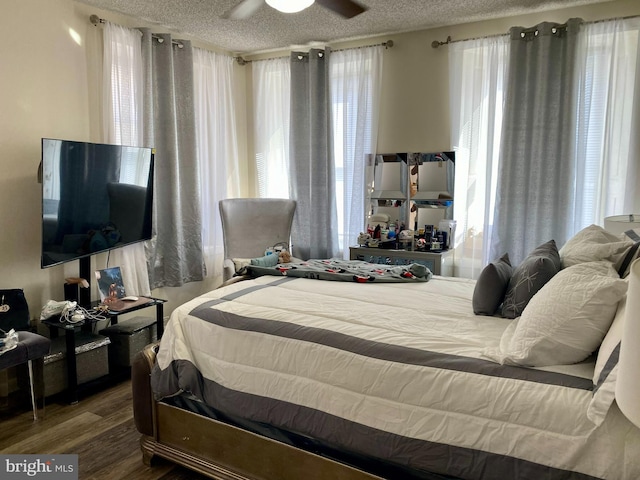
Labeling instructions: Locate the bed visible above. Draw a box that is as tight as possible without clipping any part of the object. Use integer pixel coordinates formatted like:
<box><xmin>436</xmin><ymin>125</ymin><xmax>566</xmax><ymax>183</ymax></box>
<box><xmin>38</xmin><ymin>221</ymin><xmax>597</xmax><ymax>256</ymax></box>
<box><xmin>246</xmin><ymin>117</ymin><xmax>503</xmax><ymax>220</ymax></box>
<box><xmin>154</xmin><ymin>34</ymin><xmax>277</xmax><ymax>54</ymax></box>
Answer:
<box><xmin>132</xmin><ymin>227</ymin><xmax>640</xmax><ymax>480</ymax></box>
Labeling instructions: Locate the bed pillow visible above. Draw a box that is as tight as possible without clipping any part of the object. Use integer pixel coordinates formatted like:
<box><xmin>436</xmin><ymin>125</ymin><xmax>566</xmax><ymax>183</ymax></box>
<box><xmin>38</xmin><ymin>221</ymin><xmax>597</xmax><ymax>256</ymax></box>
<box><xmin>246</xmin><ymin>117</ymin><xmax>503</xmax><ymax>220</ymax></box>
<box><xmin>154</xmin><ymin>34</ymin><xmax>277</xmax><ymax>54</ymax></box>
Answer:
<box><xmin>487</xmin><ymin>261</ymin><xmax>627</xmax><ymax>367</ymax></box>
<box><xmin>559</xmin><ymin>224</ymin><xmax>633</xmax><ymax>269</ymax></box>
<box><xmin>501</xmin><ymin>240</ymin><xmax>560</xmax><ymax>319</ymax></box>
<box><xmin>472</xmin><ymin>253</ymin><xmax>512</xmax><ymax>315</ymax></box>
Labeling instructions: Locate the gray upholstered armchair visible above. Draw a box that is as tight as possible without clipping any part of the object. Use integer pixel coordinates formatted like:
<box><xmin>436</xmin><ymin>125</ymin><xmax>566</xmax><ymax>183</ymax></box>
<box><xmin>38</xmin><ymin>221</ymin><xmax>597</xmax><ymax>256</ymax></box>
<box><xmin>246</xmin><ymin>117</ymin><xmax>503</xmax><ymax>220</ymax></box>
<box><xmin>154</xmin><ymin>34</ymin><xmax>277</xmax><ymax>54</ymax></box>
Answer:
<box><xmin>219</xmin><ymin>198</ymin><xmax>296</xmax><ymax>281</ymax></box>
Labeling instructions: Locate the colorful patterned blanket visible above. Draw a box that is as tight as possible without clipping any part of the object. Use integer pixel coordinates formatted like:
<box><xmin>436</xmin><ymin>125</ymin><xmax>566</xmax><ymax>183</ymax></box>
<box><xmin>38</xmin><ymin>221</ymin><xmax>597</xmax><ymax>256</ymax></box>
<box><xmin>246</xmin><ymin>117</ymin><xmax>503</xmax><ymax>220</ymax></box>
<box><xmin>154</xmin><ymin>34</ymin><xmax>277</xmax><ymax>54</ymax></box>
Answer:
<box><xmin>246</xmin><ymin>258</ymin><xmax>433</xmax><ymax>283</ymax></box>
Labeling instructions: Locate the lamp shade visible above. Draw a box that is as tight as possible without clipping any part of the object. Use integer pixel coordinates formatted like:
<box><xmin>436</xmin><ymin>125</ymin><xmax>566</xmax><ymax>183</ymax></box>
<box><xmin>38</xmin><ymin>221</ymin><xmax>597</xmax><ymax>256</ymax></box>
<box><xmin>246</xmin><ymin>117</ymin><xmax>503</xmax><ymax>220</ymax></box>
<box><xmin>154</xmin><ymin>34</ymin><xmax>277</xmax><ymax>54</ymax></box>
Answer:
<box><xmin>616</xmin><ymin>258</ymin><xmax>640</xmax><ymax>428</ymax></box>
<box><xmin>604</xmin><ymin>215</ymin><xmax>640</xmax><ymax>235</ymax></box>
<box><xmin>266</xmin><ymin>0</ymin><xmax>314</xmax><ymax>13</ymax></box>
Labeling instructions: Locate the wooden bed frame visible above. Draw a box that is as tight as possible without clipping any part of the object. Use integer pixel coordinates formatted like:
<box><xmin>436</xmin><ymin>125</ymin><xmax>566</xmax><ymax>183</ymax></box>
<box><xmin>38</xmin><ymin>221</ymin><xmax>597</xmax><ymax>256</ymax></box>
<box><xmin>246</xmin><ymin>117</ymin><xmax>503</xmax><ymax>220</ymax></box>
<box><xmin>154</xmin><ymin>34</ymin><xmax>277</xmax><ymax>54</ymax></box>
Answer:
<box><xmin>131</xmin><ymin>343</ymin><xmax>386</xmax><ymax>480</ymax></box>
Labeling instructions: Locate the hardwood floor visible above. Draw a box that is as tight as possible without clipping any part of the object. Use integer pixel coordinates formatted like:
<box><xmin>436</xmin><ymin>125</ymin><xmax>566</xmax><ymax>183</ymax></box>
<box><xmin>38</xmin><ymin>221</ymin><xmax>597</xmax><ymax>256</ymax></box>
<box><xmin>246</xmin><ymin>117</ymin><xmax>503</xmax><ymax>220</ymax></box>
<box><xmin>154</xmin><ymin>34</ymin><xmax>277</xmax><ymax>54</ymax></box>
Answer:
<box><xmin>0</xmin><ymin>379</ymin><xmax>210</xmax><ymax>480</ymax></box>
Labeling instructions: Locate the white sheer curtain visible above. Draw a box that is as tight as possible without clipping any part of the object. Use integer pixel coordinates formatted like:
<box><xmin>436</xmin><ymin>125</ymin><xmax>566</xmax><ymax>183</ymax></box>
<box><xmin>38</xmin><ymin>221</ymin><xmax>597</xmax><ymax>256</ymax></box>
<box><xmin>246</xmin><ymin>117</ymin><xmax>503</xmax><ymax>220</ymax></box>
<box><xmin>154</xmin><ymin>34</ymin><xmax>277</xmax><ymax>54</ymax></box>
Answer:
<box><xmin>448</xmin><ymin>35</ymin><xmax>509</xmax><ymax>278</ymax></box>
<box><xmin>102</xmin><ymin>22</ymin><xmax>151</xmax><ymax>296</ymax></box>
<box><xmin>330</xmin><ymin>46</ymin><xmax>384</xmax><ymax>258</ymax></box>
<box><xmin>575</xmin><ymin>17</ymin><xmax>640</xmax><ymax>227</ymax></box>
<box><xmin>104</xmin><ymin>24</ymin><xmax>242</xmax><ymax>287</ymax></box>
<box><xmin>193</xmin><ymin>47</ymin><xmax>241</xmax><ymax>279</ymax></box>
<box><xmin>253</xmin><ymin>57</ymin><xmax>291</xmax><ymax>199</ymax></box>
<box><xmin>252</xmin><ymin>48</ymin><xmax>383</xmax><ymax>258</ymax></box>
<box><xmin>449</xmin><ymin>17</ymin><xmax>640</xmax><ymax>276</ymax></box>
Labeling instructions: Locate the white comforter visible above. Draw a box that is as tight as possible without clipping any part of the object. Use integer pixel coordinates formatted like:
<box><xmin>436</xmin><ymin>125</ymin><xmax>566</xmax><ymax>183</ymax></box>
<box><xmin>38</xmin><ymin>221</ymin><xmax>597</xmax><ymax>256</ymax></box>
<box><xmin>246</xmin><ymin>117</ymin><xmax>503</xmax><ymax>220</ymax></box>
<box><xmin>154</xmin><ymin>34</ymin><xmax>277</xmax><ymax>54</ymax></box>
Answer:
<box><xmin>154</xmin><ymin>275</ymin><xmax>640</xmax><ymax>480</ymax></box>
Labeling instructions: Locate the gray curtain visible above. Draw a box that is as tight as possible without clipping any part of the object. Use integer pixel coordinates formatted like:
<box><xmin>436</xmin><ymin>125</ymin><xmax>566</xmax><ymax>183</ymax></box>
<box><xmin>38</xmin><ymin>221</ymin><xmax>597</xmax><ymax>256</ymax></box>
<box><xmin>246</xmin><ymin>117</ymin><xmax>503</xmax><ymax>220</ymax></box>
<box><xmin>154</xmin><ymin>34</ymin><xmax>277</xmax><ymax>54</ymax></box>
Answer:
<box><xmin>491</xmin><ymin>19</ymin><xmax>583</xmax><ymax>264</ymax></box>
<box><xmin>140</xmin><ymin>30</ymin><xmax>204</xmax><ymax>287</ymax></box>
<box><xmin>289</xmin><ymin>49</ymin><xmax>339</xmax><ymax>260</ymax></box>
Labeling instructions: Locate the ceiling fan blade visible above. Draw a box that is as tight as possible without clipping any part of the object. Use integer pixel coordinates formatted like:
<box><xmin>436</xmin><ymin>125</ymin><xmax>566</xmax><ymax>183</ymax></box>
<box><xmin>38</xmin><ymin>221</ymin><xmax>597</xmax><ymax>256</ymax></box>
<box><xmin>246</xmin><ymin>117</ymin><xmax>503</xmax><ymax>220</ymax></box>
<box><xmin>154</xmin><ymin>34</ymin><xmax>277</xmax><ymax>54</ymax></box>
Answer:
<box><xmin>221</xmin><ymin>0</ymin><xmax>264</xmax><ymax>20</ymax></box>
<box><xmin>316</xmin><ymin>0</ymin><xmax>367</xmax><ymax>18</ymax></box>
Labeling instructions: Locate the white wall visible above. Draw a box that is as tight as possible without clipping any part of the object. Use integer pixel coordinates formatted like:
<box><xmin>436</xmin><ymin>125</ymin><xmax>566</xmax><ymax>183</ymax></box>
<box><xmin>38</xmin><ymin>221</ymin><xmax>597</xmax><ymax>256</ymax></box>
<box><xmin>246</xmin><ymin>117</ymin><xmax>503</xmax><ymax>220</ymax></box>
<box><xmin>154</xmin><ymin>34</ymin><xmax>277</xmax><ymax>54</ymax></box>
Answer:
<box><xmin>0</xmin><ymin>0</ymin><xmax>93</xmax><ymax>315</ymax></box>
<box><xmin>1</xmin><ymin>0</ymin><xmax>639</xmax><ymax>322</ymax></box>
<box><xmin>0</xmin><ymin>0</ymin><xmax>239</xmax><ymax>318</ymax></box>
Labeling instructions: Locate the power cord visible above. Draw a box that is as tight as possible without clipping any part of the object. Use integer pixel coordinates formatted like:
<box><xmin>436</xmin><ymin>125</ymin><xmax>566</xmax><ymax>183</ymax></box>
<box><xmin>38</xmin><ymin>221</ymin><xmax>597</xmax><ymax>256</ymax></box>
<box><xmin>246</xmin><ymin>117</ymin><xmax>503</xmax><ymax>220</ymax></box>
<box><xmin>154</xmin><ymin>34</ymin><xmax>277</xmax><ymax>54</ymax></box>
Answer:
<box><xmin>60</xmin><ymin>302</ymin><xmax>108</xmax><ymax>324</ymax></box>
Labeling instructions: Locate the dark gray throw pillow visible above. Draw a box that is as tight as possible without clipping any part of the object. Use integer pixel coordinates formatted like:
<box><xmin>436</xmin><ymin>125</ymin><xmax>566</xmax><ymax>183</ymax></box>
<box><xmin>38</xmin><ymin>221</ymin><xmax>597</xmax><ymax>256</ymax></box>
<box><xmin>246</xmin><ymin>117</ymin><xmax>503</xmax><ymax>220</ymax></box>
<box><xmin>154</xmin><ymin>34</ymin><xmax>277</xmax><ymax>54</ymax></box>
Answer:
<box><xmin>530</xmin><ymin>239</ymin><xmax>562</xmax><ymax>271</ymax></box>
<box><xmin>473</xmin><ymin>253</ymin><xmax>513</xmax><ymax>315</ymax></box>
<box><xmin>501</xmin><ymin>240</ymin><xmax>561</xmax><ymax>319</ymax></box>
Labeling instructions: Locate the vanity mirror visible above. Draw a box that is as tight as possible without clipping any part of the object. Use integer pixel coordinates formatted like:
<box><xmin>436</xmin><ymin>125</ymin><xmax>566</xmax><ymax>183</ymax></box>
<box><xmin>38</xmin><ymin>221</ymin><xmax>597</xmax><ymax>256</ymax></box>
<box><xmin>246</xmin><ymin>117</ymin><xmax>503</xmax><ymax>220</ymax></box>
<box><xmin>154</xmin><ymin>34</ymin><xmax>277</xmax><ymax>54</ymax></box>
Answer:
<box><xmin>354</xmin><ymin>151</ymin><xmax>456</xmax><ymax>274</ymax></box>
<box><xmin>367</xmin><ymin>153</ymin><xmax>409</xmax><ymax>233</ymax></box>
<box><xmin>366</xmin><ymin>151</ymin><xmax>455</xmax><ymax>240</ymax></box>
<box><xmin>411</xmin><ymin>151</ymin><xmax>455</xmax><ymax>230</ymax></box>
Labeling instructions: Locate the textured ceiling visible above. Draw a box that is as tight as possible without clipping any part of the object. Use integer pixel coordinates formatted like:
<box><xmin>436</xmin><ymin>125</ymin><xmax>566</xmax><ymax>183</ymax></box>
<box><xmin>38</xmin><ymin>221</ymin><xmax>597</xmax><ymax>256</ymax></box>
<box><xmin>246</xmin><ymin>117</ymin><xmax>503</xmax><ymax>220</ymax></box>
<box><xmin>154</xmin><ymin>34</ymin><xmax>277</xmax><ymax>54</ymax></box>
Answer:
<box><xmin>77</xmin><ymin>0</ymin><xmax>610</xmax><ymax>55</ymax></box>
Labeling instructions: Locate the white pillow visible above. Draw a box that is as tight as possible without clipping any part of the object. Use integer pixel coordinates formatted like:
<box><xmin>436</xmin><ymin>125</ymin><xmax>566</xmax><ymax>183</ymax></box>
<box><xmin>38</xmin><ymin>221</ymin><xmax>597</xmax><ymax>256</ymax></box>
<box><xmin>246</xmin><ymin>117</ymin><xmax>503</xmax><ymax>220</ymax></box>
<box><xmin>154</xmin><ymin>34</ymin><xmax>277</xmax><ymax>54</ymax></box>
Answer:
<box><xmin>484</xmin><ymin>261</ymin><xmax>627</xmax><ymax>367</ymax></box>
<box><xmin>559</xmin><ymin>224</ymin><xmax>633</xmax><ymax>269</ymax></box>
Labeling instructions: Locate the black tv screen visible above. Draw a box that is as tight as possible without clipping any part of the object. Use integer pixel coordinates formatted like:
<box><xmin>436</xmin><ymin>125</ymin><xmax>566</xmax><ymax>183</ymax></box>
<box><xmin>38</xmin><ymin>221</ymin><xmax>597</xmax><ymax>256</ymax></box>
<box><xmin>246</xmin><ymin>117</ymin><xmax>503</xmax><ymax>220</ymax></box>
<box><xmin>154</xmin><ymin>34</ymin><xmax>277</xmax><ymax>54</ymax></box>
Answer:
<box><xmin>41</xmin><ymin>138</ymin><xmax>154</xmax><ymax>268</ymax></box>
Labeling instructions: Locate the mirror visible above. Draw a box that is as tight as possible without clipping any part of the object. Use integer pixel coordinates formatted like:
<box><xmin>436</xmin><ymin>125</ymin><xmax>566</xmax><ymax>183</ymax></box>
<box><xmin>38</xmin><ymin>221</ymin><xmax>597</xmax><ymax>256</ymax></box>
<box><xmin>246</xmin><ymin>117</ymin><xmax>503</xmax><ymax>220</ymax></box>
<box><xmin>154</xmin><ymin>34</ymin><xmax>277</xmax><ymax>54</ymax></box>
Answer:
<box><xmin>364</xmin><ymin>151</ymin><xmax>455</xmax><ymax>248</ymax></box>
<box><xmin>370</xmin><ymin>153</ymin><xmax>408</xmax><ymax>200</ymax></box>
<box><xmin>367</xmin><ymin>153</ymin><xmax>409</xmax><ymax>231</ymax></box>
<box><xmin>410</xmin><ymin>151</ymin><xmax>455</xmax><ymax>230</ymax></box>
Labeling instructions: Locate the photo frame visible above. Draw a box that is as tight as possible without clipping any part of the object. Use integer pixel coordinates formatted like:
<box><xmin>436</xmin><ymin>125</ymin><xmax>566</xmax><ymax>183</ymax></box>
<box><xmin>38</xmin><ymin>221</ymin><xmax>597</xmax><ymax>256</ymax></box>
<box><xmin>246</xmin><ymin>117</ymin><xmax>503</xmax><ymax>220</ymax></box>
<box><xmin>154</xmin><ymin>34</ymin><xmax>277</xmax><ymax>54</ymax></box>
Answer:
<box><xmin>95</xmin><ymin>266</ymin><xmax>126</xmax><ymax>303</ymax></box>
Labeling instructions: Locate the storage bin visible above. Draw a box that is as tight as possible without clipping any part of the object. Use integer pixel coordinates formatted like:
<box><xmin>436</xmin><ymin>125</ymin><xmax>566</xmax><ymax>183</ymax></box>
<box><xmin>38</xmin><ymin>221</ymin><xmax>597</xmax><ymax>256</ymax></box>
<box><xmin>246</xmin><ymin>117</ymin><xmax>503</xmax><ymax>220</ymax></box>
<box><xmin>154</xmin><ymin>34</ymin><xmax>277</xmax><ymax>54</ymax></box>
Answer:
<box><xmin>99</xmin><ymin>316</ymin><xmax>157</xmax><ymax>368</ymax></box>
<box><xmin>44</xmin><ymin>332</ymin><xmax>110</xmax><ymax>397</ymax></box>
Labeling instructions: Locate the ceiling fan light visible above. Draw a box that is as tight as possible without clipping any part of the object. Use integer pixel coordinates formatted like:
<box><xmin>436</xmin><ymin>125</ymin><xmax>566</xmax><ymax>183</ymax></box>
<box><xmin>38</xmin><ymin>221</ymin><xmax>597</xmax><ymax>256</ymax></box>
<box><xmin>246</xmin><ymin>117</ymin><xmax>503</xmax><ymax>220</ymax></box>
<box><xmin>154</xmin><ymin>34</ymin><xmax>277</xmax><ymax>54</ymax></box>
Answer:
<box><xmin>265</xmin><ymin>0</ymin><xmax>315</xmax><ymax>14</ymax></box>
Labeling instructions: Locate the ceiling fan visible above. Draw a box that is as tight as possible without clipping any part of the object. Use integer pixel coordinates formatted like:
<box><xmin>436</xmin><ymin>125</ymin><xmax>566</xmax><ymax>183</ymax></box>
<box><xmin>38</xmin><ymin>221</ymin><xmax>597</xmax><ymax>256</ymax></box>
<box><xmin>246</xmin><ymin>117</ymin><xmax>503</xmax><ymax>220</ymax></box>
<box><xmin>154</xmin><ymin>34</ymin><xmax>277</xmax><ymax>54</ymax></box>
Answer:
<box><xmin>222</xmin><ymin>0</ymin><xmax>367</xmax><ymax>20</ymax></box>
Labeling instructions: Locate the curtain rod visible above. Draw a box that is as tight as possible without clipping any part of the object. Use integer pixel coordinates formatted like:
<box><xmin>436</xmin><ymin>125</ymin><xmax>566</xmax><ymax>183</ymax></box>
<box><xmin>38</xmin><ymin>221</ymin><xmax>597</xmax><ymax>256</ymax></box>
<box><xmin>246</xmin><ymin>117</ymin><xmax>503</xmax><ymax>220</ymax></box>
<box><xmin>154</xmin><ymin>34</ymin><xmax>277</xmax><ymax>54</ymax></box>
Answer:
<box><xmin>235</xmin><ymin>39</ymin><xmax>394</xmax><ymax>66</ymax></box>
<box><xmin>90</xmin><ymin>14</ymin><xmax>391</xmax><ymax>64</ymax></box>
<box><xmin>335</xmin><ymin>39</ymin><xmax>394</xmax><ymax>52</ymax></box>
<box><xmin>89</xmin><ymin>14</ymin><xmax>105</xmax><ymax>25</ymax></box>
<box><xmin>431</xmin><ymin>13</ymin><xmax>640</xmax><ymax>48</ymax></box>
<box><xmin>90</xmin><ymin>14</ymin><xmax>185</xmax><ymax>47</ymax></box>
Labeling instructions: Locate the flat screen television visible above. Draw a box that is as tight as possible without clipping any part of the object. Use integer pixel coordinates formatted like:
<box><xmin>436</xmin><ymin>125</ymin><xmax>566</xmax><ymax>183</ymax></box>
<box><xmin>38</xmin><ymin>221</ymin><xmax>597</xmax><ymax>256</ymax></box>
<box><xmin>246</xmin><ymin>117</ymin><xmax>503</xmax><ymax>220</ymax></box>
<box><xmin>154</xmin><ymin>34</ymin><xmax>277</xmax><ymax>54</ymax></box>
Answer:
<box><xmin>40</xmin><ymin>138</ymin><xmax>154</xmax><ymax>271</ymax></box>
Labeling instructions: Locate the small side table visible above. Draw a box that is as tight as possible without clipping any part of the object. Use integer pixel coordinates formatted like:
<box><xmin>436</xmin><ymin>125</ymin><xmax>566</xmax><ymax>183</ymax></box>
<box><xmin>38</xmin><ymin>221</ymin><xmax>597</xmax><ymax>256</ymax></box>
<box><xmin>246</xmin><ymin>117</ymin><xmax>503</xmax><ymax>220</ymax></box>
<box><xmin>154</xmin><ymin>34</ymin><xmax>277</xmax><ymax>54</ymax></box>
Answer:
<box><xmin>42</xmin><ymin>316</ymin><xmax>103</xmax><ymax>404</ymax></box>
<box><xmin>94</xmin><ymin>296</ymin><xmax>166</xmax><ymax>339</ymax></box>
<box><xmin>43</xmin><ymin>297</ymin><xmax>166</xmax><ymax>404</ymax></box>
